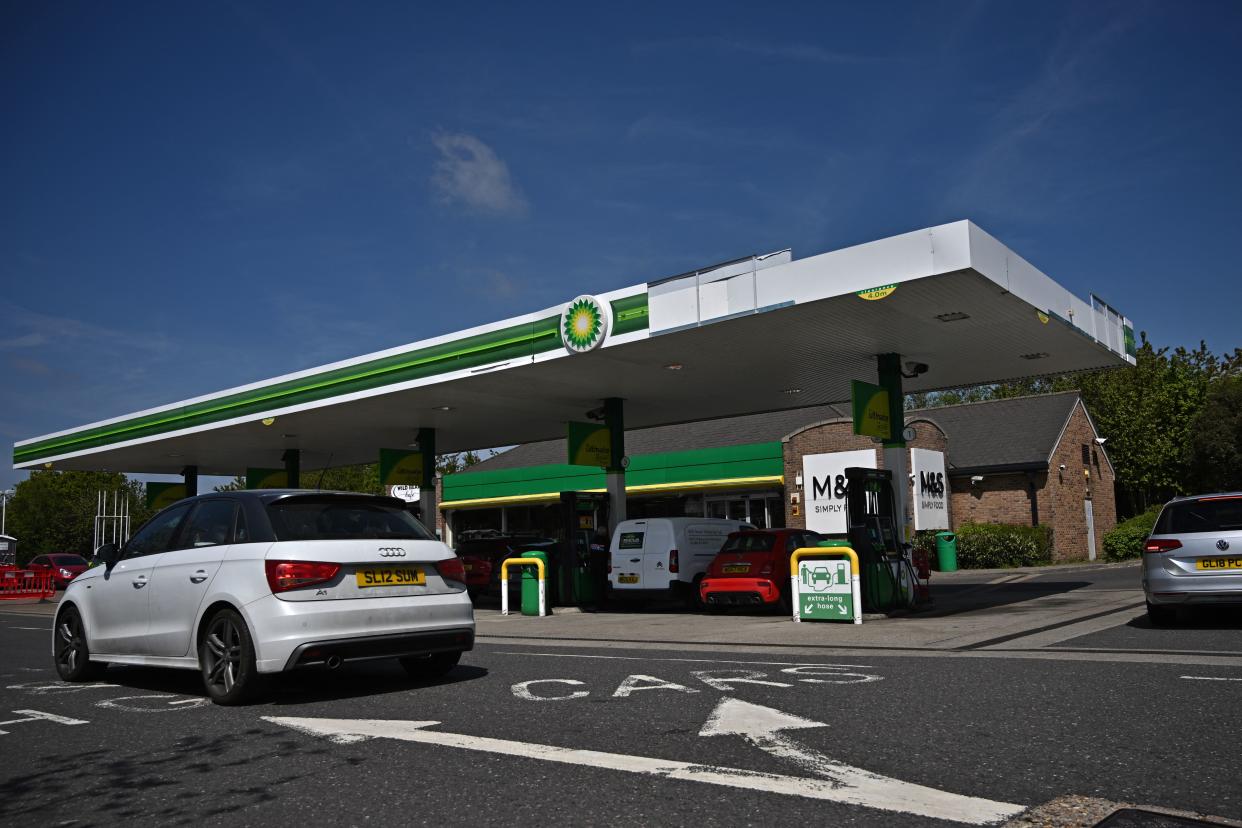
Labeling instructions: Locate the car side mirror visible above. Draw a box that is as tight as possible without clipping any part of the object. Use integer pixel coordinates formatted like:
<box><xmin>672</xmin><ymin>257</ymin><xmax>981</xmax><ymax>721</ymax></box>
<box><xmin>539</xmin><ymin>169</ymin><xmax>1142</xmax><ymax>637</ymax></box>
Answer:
<box><xmin>95</xmin><ymin>543</ymin><xmax>120</xmax><ymax>569</ymax></box>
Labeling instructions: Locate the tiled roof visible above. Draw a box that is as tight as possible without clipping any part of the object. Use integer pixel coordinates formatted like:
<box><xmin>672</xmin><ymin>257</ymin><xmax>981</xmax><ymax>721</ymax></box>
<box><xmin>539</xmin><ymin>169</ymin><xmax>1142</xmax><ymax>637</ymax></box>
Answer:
<box><xmin>466</xmin><ymin>392</ymin><xmax>1082</xmax><ymax>476</ymax></box>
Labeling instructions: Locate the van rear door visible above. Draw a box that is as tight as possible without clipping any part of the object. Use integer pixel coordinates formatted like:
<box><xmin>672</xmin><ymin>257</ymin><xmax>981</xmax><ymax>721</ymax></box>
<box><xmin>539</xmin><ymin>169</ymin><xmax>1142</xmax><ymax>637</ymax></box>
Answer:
<box><xmin>612</xmin><ymin>524</ymin><xmax>646</xmax><ymax>589</ymax></box>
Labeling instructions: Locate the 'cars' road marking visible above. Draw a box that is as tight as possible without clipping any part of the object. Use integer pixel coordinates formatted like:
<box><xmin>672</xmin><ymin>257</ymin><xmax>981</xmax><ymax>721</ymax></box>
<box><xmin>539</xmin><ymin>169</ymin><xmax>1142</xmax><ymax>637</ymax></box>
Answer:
<box><xmin>510</xmin><ymin>665</ymin><xmax>882</xmax><ymax>701</ymax></box>
<box><xmin>266</xmin><ymin>712</ymin><xmax>1025</xmax><ymax>825</ymax></box>
<box><xmin>96</xmin><ymin>694</ymin><xmax>210</xmax><ymax>712</ymax></box>
<box><xmin>0</xmin><ymin>709</ymin><xmax>88</xmax><ymax>735</ymax></box>
<box><xmin>1180</xmin><ymin>675</ymin><xmax>1242</xmax><ymax>682</ymax></box>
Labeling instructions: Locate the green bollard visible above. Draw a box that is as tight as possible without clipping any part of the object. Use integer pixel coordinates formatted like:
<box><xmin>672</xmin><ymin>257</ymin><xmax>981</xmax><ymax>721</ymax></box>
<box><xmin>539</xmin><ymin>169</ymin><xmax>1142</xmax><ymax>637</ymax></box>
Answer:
<box><xmin>521</xmin><ymin>550</ymin><xmax>548</xmax><ymax>616</ymax></box>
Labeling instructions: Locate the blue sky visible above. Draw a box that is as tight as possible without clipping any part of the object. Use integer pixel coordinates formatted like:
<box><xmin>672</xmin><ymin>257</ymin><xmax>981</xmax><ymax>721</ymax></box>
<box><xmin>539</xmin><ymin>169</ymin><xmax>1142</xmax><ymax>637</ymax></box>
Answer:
<box><xmin>3</xmin><ymin>1</ymin><xmax>1240</xmax><ymax>490</ymax></box>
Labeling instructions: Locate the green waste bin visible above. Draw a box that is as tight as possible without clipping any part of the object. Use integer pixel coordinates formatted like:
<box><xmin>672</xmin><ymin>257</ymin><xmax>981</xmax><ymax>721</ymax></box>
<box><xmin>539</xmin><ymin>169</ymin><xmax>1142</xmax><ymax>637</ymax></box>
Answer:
<box><xmin>935</xmin><ymin>532</ymin><xmax>958</xmax><ymax>572</ymax></box>
<box><xmin>520</xmin><ymin>549</ymin><xmax>548</xmax><ymax>616</ymax></box>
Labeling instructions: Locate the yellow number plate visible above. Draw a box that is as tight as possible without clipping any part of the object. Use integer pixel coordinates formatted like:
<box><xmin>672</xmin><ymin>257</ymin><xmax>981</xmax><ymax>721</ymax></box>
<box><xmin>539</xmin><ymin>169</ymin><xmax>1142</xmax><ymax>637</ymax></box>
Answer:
<box><xmin>355</xmin><ymin>567</ymin><xmax>425</xmax><ymax>587</ymax></box>
<box><xmin>1196</xmin><ymin>558</ymin><xmax>1242</xmax><ymax>570</ymax></box>
<box><xmin>722</xmin><ymin>564</ymin><xmax>751</xmax><ymax>574</ymax></box>
<box><xmin>618</xmin><ymin>574</ymin><xmax>639</xmax><ymax>584</ymax></box>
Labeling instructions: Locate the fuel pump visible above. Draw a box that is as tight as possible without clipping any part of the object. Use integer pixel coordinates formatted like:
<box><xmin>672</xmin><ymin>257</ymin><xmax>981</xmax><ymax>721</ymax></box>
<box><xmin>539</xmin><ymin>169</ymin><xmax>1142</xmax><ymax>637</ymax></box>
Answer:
<box><xmin>842</xmin><ymin>467</ymin><xmax>923</xmax><ymax>612</ymax></box>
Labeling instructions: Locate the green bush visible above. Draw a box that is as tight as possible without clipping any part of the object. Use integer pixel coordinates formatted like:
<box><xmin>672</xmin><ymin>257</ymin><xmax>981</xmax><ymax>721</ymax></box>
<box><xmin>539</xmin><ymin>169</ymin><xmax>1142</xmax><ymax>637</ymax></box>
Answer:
<box><xmin>1103</xmin><ymin>506</ymin><xmax>1162</xmax><ymax>562</ymax></box>
<box><xmin>952</xmin><ymin>523</ymin><xmax>1054</xmax><ymax>569</ymax></box>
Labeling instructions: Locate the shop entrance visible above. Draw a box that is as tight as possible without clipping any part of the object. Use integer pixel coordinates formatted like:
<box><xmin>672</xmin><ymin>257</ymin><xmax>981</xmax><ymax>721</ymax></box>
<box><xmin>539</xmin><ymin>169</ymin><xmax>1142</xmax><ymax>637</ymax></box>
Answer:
<box><xmin>705</xmin><ymin>493</ymin><xmax>783</xmax><ymax>528</ymax></box>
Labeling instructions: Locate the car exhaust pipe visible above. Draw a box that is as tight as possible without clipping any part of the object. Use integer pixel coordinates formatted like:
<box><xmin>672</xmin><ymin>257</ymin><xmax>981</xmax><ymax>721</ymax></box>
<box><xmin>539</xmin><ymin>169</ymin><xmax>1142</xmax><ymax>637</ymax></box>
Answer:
<box><xmin>325</xmin><ymin>655</ymin><xmax>343</xmax><ymax>670</ymax></box>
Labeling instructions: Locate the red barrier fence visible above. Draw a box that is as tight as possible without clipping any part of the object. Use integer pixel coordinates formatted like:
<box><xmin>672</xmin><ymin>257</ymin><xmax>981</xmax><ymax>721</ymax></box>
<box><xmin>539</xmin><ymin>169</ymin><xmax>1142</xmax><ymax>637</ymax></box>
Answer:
<box><xmin>0</xmin><ymin>569</ymin><xmax>56</xmax><ymax>600</ymax></box>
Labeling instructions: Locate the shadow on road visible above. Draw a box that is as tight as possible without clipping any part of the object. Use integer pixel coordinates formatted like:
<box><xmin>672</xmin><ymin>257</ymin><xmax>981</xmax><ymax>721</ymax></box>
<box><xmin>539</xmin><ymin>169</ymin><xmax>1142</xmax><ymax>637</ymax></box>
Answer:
<box><xmin>2</xmin><ymin>727</ymin><xmax>331</xmax><ymax>824</ymax></box>
<box><xmin>908</xmin><ymin>581</ymin><xmax>1093</xmax><ymax>618</ymax></box>
<box><xmin>1125</xmin><ymin>604</ymin><xmax>1242</xmax><ymax>630</ymax></box>
<box><xmin>90</xmin><ymin>661</ymin><xmax>489</xmax><ymax>705</ymax></box>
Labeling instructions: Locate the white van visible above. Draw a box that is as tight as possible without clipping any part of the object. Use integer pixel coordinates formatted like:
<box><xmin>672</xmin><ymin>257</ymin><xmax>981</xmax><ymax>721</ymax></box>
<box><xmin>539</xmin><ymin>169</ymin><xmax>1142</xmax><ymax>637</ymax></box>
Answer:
<box><xmin>608</xmin><ymin>517</ymin><xmax>754</xmax><ymax>604</ymax></box>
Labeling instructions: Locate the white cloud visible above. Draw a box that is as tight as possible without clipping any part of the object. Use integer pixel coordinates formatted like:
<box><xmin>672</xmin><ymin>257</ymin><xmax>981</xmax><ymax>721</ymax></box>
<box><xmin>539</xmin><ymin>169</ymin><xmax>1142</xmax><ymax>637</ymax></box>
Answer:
<box><xmin>431</xmin><ymin>132</ymin><xmax>528</xmax><ymax>216</ymax></box>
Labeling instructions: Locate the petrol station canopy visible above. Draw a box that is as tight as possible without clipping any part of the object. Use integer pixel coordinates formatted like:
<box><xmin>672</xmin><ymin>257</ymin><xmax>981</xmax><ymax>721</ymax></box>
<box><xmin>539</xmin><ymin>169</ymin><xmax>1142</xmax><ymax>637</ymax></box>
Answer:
<box><xmin>13</xmin><ymin>221</ymin><xmax>1135</xmax><ymax>477</ymax></box>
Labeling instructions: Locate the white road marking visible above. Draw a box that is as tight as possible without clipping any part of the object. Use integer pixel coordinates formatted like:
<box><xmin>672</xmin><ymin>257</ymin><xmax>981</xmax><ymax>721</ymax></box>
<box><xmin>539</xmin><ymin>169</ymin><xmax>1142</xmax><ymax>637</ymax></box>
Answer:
<box><xmin>1180</xmin><ymin>675</ymin><xmax>1242</xmax><ymax>682</ymax></box>
<box><xmin>96</xmin><ymin>694</ymin><xmax>211</xmax><ymax>712</ymax></box>
<box><xmin>494</xmin><ymin>651</ymin><xmax>873</xmax><ymax>669</ymax></box>
<box><xmin>10</xmin><ymin>627</ymin><xmax>50</xmax><ymax>631</ymax></box>
<box><xmin>266</xmin><ymin>712</ymin><xmax>1025</xmax><ymax>825</ymax></box>
<box><xmin>612</xmin><ymin>674</ymin><xmax>698</xmax><ymax>697</ymax></box>
<box><xmin>699</xmin><ymin>697</ymin><xmax>1024</xmax><ymax>824</ymax></box>
<box><xmin>7</xmin><ymin>681</ymin><xmax>118</xmax><ymax>694</ymax></box>
<box><xmin>0</xmin><ymin>709</ymin><xmax>89</xmax><ymax>734</ymax></box>
<box><xmin>511</xmin><ymin>679</ymin><xmax>589</xmax><ymax>701</ymax></box>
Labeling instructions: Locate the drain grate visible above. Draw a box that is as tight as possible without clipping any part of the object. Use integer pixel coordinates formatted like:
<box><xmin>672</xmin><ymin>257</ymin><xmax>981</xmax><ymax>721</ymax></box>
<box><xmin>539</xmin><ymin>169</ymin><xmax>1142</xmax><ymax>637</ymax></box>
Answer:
<box><xmin>1095</xmin><ymin>808</ymin><xmax>1226</xmax><ymax>827</ymax></box>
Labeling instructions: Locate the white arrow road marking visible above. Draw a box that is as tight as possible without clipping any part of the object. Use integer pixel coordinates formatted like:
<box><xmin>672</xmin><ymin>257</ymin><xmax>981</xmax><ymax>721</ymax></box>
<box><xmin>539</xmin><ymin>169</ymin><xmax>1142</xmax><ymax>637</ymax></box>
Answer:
<box><xmin>265</xmin><ymin>711</ymin><xmax>1024</xmax><ymax>825</ymax></box>
<box><xmin>698</xmin><ymin>698</ymin><xmax>1024</xmax><ymax>824</ymax></box>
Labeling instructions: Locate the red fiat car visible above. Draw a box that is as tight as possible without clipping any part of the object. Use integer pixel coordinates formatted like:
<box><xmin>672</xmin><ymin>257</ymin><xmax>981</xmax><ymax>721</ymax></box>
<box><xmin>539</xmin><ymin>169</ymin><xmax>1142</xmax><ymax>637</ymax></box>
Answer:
<box><xmin>699</xmin><ymin>529</ymin><xmax>822</xmax><ymax>611</ymax></box>
<box><xmin>25</xmin><ymin>553</ymin><xmax>91</xmax><ymax>589</ymax></box>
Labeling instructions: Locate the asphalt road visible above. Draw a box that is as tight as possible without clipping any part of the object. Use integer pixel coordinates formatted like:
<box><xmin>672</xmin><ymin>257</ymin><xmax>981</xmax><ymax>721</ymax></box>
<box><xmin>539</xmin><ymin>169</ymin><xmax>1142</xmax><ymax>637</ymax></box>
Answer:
<box><xmin>1</xmin><ymin>593</ymin><xmax>1239</xmax><ymax>827</ymax></box>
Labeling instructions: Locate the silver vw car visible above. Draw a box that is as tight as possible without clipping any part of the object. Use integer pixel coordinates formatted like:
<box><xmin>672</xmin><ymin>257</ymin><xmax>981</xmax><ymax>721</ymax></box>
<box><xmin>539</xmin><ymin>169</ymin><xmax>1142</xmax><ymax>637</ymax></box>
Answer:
<box><xmin>53</xmin><ymin>491</ymin><xmax>475</xmax><ymax>704</ymax></box>
<box><xmin>1143</xmin><ymin>492</ymin><xmax>1242</xmax><ymax>625</ymax></box>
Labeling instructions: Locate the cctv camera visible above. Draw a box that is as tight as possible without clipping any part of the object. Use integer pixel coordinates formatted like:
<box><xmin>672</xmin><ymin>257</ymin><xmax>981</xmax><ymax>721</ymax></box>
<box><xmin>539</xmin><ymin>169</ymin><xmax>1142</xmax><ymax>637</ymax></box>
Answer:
<box><xmin>1094</xmin><ymin>437</ymin><xmax>1107</xmax><ymax>446</ymax></box>
<box><xmin>585</xmin><ymin>406</ymin><xmax>606</xmax><ymax>421</ymax></box>
<box><xmin>1058</xmin><ymin>464</ymin><xmax>1067</xmax><ymax>470</ymax></box>
<box><xmin>970</xmin><ymin>475</ymin><xmax>984</xmax><ymax>484</ymax></box>
<box><xmin>901</xmin><ymin>361</ymin><xmax>929</xmax><ymax>378</ymax></box>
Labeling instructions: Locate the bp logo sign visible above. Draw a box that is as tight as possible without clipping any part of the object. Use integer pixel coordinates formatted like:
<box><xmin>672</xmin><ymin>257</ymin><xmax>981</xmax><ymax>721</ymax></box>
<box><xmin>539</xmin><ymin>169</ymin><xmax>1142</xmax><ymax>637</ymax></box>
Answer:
<box><xmin>560</xmin><ymin>295</ymin><xmax>611</xmax><ymax>353</ymax></box>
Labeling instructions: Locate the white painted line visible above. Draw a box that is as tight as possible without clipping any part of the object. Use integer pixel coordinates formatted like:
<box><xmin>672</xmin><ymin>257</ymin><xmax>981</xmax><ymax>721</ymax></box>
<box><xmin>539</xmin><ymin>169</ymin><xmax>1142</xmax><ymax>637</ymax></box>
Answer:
<box><xmin>0</xmin><ymin>709</ymin><xmax>89</xmax><ymax>734</ymax></box>
<box><xmin>493</xmin><ymin>651</ymin><xmax>873</xmax><ymax>668</ymax></box>
<box><xmin>11</xmin><ymin>627</ymin><xmax>50</xmax><ymax>631</ymax></box>
<box><xmin>1180</xmin><ymin>675</ymin><xmax>1242</xmax><ymax>682</ymax></box>
<box><xmin>266</xmin><ymin>714</ymin><xmax>1024</xmax><ymax>825</ymax></box>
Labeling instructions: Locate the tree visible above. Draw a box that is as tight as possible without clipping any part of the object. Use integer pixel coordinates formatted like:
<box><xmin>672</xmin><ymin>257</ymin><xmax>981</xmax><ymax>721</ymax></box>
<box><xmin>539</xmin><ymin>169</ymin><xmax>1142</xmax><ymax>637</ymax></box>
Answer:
<box><xmin>213</xmin><ymin>451</ymin><xmax>488</xmax><ymax>496</ymax></box>
<box><xmin>1185</xmin><ymin>375</ymin><xmax>1242</xmax><ymax>493</ymax></box>
<box><xmin>6</xmin><ymin>471</ymin><xmax>150</xmax><ymax>564</ymax></box>
<box><xmin>906</xmin><ymin>335</ymin><xmax>1241</xmax><ymax>517</ymax></box>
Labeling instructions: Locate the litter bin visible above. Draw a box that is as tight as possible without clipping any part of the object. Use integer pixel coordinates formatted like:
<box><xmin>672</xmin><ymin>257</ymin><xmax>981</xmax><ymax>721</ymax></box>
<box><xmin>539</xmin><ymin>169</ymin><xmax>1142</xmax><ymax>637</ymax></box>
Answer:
<box><xmin>935</xmin><ymin>532</ymin><xmax>958</xmax><ymax>572</ymax></box>
<box><xmin>520</xmin><ymin>549</ymin><xmax>549</xmax><ymax>616</ymax></box>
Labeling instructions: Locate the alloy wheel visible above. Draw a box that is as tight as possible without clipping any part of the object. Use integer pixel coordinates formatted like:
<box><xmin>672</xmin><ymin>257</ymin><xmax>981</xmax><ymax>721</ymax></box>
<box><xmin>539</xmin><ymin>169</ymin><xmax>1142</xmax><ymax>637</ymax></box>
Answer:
<box><xmin>203</xmin><ymin>615</ymin><xmax>244</xmax><ymax>695</ymax></box>
<box><xmin>56</xmin><ymin>612</ymin><xmax>84</xmax><ymax>673</ymax></box>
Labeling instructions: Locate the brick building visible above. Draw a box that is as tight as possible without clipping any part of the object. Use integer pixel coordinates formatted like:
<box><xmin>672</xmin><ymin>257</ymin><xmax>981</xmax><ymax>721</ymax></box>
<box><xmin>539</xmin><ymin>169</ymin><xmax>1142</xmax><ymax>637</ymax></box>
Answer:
<box><xmin>441</xmin><ymin>391</ymin><xmax>1116</xmax><ymax>562</ymax></box>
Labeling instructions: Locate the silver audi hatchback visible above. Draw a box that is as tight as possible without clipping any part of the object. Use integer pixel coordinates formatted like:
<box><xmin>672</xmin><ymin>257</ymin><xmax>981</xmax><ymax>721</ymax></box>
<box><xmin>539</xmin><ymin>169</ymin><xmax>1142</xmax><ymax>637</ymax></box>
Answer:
<box><xmin>53</xmin><ymin>490</ymin><xmax>475</xmax><ymax>704</ymax></box>
<box><xmin>1142</xmin><ymin>493</ymin><xmax>1242</xmax><ymax>625</ymax></box>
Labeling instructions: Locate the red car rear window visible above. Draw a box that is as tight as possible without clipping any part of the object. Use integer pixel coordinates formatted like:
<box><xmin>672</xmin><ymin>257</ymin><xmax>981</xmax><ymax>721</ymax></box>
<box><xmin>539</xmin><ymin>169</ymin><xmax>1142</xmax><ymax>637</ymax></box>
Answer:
<box><xmin>720</xmin><ymin>534</ymin><xmax>777</xmax><ymax>553</ymax></box>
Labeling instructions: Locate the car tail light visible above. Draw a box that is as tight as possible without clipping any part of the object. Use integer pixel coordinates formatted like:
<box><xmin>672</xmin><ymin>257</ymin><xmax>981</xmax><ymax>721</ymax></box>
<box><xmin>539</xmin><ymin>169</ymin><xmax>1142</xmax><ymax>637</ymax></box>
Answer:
<box><xmin>436</xmin><ymin>557</ymin><xmax>467</xmax><ymax>584</ymax></box>
<box><xmin>265</xmin><ymin>560</ymin><xmax>341</xmax><ymax>593</ymax></box>
<box><xmin>1144</xmin><ymin>538</ymin><xmax>1182</xmax><ymax>553</ymax></box>
<box><xmin>669</xmin><ymin>549</ymin><xmax>679</xmax><ymax>573</ymax></box>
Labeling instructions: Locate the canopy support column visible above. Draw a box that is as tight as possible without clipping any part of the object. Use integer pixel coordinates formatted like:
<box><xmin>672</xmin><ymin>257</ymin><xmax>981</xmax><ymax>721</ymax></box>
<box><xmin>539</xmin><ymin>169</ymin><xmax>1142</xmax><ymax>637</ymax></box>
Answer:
<box><xmin>877</xmin><ymin>354</ymin><xmax>909</xmax><ymax>541</ymax></box>
<box><xmin>604</xmin><ymin>397</ymin><xmax>625</xmax><ymax>537</ymax></box>
<box><xmin>282</xmin><ymin>449</ymin><xmax>300</xmax><ymax>489</ymax></box>
<box><xmin>181</xmin><ymin>465</ymin><xmax>198</xmax><ymax>497</ymax></box>
<box><xmin>417</xmin><ymin>427</ymin><xmax>437</xmax><ymax>535</ymax></box>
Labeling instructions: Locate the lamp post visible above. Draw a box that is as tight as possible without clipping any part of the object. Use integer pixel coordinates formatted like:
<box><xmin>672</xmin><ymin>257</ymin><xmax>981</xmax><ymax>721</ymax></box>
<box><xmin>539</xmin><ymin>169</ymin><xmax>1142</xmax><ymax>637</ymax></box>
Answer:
<box><xmin>1</xmin><ymin>489</ymin><xmax>12</xmax><ymax>535</ymax></box>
